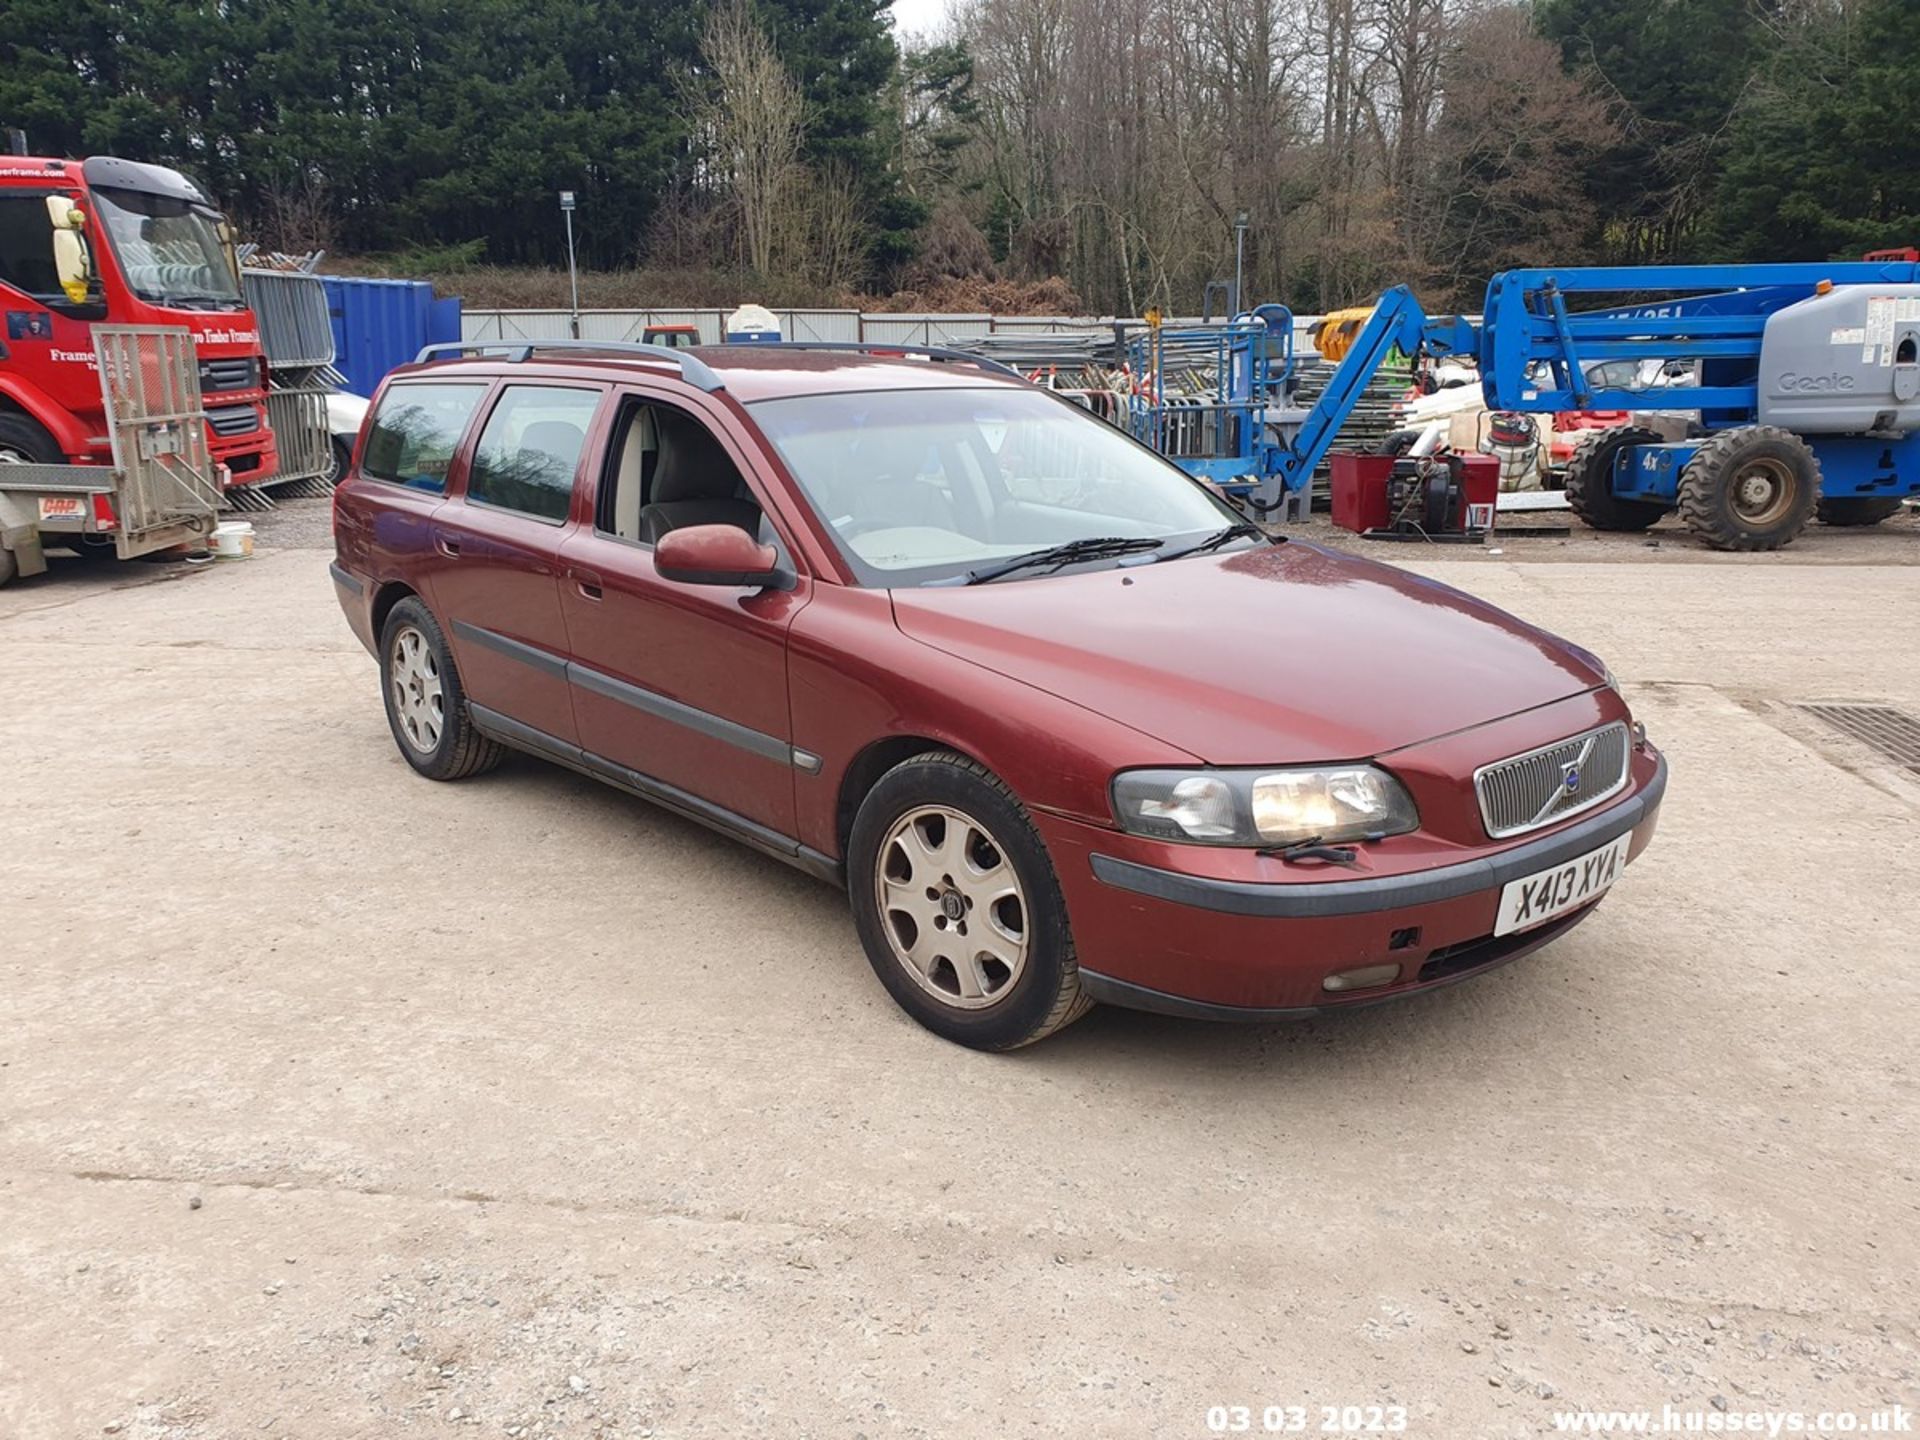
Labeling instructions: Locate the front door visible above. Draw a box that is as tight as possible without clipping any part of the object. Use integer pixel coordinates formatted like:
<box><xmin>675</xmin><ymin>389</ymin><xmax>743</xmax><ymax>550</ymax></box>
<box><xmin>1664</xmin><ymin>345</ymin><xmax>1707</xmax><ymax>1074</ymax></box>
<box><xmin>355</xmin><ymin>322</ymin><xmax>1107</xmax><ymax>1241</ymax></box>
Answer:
<box><xmin>557</xmin><ymin>390</ymin><xmax>809</xmax><ymax>839</ymax></box>
<box><xmin>432</xmin><ymin>381</ymin><xmax>609</xmax><ymax>746</ymax></box>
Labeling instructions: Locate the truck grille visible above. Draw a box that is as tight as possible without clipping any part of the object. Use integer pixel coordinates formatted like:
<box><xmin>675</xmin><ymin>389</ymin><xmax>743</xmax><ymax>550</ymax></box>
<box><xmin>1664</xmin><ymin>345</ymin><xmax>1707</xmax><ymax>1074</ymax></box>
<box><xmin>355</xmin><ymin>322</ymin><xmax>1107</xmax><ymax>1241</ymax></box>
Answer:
<box><xmin>1474</xmin><ymin>721</ymin><xmax>1630</xmax><ymax>839</ymax></box>
<box><xmin>199</xmin><ymin>357</ymin><xmax>258</xmax><ymax>395</ymax></box>
<box><xmin>206</xmin><ymin>403</ymin><xmax>262</xmax><ymax>437</ymax></box>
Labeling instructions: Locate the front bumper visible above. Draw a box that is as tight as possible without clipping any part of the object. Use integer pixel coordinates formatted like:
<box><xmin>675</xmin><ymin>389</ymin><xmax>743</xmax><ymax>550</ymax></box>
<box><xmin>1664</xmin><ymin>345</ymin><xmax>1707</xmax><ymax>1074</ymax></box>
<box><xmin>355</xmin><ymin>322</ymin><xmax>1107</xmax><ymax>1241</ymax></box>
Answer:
<box><xmin>1038</xmin><ymin>748</ymin><xmax>1665</xmax><ymax>1017</ymax></box>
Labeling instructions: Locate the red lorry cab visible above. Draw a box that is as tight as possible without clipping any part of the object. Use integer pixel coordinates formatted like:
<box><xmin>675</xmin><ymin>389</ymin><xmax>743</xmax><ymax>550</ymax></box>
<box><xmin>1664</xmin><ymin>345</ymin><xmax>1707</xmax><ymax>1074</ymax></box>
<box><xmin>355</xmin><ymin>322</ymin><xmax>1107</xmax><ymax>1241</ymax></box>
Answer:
<box><xmin>0</xmin><ymin>154</ymin><xmax>277</xmax><ymax>484</ymax></box>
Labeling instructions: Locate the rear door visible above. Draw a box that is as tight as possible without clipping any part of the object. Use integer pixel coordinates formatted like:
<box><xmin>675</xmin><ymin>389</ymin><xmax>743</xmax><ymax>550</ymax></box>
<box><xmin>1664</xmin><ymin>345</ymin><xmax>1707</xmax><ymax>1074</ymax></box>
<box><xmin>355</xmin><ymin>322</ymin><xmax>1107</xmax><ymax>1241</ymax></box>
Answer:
<box><xmin>332</xmin><ymin>377</ymin><xmax>492</xmax><ymax>616</ymax></box>
<box><xmin>432</xmin><ymin>381</ymin><xmax>611</xmax><ymax>746</ymax></box>
<box><xmin>556</xmin><ymin>387</ymin><xmax>809</xmax><ymax>839</ymax></box>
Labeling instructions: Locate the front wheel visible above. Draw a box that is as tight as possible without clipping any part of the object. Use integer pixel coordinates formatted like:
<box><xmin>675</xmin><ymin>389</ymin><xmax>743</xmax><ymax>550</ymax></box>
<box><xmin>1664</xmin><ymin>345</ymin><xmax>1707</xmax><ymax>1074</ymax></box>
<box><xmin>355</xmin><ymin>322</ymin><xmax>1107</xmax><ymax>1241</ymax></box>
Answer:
<box><xmin>1677</xmin><ymin>426</ymin><xmax>1819</xmax><ymax>551</ymax></box>
<box><xmin>847</xmin><ymin>752</ymin><xmax>1091</xmax><ymax>1050</ymax></box>
<box><xmin>326</xmin><ymin>437</ymin><xmax>352</xmax><ymax>487</ymax></box>
<box><xmin>378</xmin><ymin>598</ymin><xmax>505</xmax><ymax>780</ymax></box>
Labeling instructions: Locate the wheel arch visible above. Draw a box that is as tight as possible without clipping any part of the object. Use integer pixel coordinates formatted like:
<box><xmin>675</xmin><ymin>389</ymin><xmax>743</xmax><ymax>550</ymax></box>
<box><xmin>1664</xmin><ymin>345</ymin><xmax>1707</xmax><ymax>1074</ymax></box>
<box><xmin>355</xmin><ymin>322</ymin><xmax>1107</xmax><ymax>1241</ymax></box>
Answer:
<box><xmin>370</xmin><ymin>579</ymin><xmax>422</xmax><ymax>642</ymax></box>
<box><xmin>836</xmin><ymin>735</ymin><xmax>986</xmax><ymax>861</ymax></box>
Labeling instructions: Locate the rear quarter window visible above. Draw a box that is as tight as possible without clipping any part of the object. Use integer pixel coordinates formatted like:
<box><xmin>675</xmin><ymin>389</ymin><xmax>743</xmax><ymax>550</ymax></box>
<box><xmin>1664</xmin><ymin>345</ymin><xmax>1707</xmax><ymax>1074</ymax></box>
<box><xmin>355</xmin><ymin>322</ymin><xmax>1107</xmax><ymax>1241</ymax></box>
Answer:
<box><xmin>360</xmin><ymin>382</ymin><xmax>489</xmax><ymax>493</ymax></box>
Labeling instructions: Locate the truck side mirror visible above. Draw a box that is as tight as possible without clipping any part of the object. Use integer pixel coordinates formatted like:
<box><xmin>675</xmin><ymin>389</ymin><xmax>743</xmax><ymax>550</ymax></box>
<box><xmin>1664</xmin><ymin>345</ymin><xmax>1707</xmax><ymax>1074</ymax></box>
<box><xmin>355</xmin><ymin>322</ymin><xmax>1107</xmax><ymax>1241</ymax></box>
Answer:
<box><xmin>45</xmin><ymin>196</ymin><xmax>94</xmax><ymax>304</ymax></box>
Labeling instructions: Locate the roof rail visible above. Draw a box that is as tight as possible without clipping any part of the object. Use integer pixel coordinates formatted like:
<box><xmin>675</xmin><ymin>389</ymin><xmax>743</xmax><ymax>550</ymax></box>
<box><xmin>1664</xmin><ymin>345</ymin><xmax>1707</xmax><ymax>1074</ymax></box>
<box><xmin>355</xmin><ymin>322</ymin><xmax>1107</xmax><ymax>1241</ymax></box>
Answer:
<box><xmin>725</xmin><ymin>341</ymin><xmax>1025</xmax><ymax>381</ymax></box>
<box><xmin>412</xmin><ymin>339</ymin><xmax>725</xmax><ymax>393</ymax></box>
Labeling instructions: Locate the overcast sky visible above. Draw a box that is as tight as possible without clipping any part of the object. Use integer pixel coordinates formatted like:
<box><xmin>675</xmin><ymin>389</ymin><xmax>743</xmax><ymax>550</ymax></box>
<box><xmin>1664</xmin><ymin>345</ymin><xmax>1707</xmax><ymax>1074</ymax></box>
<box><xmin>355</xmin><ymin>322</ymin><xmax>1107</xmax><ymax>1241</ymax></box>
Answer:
<box><xmin>890</xmin><ymin>0</ymin><xmax>952</xmax><ymax>44</ymax></box>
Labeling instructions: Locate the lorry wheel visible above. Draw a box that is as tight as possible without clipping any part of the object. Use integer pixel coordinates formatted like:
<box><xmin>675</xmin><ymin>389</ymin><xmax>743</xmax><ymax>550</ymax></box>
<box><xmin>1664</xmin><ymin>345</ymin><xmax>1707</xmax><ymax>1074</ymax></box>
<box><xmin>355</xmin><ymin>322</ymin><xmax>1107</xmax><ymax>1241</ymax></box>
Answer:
<box><xmin>1815</xmin><ymin>496</ymin><xmax>1903</xmax><ymax>527</ymax></box>
<box><xmin>0</xmin><ymin>413</ymin><xmax>62</xmax><ymax>465</ymax></box>
<box><xmin>1677</xmin><ymin>426</ymin><xmax>1819</xmax><ymax>551</ymax></box>
<box><xmin>1564</xmin><ymin>426</ymin><xmax>1667</xmax><ymax>532</ymax></box>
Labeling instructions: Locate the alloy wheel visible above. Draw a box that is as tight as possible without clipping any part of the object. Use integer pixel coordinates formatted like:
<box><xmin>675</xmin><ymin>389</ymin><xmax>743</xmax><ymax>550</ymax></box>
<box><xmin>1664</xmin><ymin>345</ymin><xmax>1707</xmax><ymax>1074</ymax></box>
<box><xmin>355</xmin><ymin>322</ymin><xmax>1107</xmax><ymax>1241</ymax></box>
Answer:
<box><xmin>388</xmin><ymin>625</ymin><xmax>444</xmax><ymax>753</ymax></box>
<box><xmin>874</xmin><ymin>804</ymin><xmax>1029</xmax><ymax>1009</ymax></box>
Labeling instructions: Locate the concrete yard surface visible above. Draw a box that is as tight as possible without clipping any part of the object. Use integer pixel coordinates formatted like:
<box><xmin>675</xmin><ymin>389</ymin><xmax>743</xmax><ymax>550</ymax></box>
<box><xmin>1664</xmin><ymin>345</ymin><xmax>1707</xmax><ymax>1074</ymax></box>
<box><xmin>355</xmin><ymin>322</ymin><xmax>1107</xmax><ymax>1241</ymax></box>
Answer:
<box><xmin>2</xmin><ymin>519</ymin><xmax>1917</xmax><ymax>1438</ymax></box>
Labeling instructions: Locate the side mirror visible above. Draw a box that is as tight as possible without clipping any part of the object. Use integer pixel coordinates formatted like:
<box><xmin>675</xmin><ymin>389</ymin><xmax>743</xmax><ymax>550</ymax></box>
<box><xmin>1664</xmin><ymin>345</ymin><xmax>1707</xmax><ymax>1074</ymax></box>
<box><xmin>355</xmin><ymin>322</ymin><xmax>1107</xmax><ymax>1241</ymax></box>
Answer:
<box><xmin>45</xmin><ymin>196</ymin><xmax>94</xmax><ymax>304</ymax></box>
<box><xmin>655</xmin><ymin>523</ymin><xmax>788</xmax><ymax>589</ymax></box>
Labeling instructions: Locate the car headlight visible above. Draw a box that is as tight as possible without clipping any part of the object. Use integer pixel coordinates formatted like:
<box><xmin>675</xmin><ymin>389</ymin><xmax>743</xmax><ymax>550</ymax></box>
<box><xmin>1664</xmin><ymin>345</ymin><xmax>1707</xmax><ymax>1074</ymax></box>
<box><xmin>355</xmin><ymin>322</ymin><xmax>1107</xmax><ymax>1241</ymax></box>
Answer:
<box><xmin>1111</xmin><ymin>766</ymin><xmax>1419</xmax><ymax>846</ymax></box>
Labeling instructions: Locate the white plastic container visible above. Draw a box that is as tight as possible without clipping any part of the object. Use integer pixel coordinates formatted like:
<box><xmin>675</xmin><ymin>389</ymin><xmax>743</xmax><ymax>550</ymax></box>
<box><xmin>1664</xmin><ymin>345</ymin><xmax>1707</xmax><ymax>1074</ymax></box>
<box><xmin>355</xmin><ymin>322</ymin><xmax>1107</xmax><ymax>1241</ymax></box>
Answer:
<box><xmin>210</xmin><ymin>520</ymin><xmax>255</xmax><ymax>559</ymax></box>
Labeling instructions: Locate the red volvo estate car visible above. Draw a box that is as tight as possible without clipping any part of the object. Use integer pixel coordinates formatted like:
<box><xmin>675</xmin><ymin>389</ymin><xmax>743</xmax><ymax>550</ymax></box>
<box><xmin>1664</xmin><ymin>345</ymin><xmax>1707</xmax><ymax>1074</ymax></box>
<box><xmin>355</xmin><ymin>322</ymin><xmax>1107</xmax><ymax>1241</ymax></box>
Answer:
<box><xmin>330</xmin><ymin>342</ymin><xmax>1665</xmax><ymax>1050</ymax></box>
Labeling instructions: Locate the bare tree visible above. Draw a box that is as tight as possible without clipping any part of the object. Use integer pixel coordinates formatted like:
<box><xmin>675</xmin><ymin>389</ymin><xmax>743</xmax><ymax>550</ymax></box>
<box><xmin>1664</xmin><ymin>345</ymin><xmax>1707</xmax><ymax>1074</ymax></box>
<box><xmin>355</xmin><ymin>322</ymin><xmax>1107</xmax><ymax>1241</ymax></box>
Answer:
<box><xmin>694</xmin><ymin>0</ymin><xmax>808</xmax><ymax>277</ymax></box>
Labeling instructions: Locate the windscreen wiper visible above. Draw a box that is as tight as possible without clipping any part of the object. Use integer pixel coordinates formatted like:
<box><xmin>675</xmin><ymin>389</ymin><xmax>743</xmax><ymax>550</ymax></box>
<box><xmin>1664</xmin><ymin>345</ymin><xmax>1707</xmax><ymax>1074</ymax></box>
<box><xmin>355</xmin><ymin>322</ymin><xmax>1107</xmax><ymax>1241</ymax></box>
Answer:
<box><xmin>945</xmin><ymin>535</ymin><xmax>1166</xmax><ymax>586</ymax></box>
<box><xmin>1155</xmin><ymin>522</ymin><xmax>1285</xmax><ymax>562</ymax></box>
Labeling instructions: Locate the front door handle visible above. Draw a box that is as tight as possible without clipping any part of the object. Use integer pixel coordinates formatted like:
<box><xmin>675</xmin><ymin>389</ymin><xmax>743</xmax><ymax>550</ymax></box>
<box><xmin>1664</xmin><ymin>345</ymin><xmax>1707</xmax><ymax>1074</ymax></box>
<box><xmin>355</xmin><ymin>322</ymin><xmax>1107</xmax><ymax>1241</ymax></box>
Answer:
<box><xmin>571</xmin><ymin>567</ymin><xmax>603</xmax><ymax>601</ymax></box>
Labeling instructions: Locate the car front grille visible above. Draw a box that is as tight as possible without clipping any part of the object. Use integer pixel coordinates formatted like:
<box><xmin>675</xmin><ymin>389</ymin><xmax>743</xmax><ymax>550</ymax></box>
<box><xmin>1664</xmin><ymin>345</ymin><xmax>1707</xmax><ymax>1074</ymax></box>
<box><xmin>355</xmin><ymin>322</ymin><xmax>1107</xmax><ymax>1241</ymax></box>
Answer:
<box><xmin>1474</xmin><ymin>721</ymin><xmax>1630</xmax><ymax>839</ymax></box>
<box><xmin>206</xmin><ymin>403</ymin><xmax>262</xmax><ymax>437</ymax></box>
<box><xmin>200</xmin><ymin>357</ymin><xmax>257</xmax><ymax>395</ymax></box>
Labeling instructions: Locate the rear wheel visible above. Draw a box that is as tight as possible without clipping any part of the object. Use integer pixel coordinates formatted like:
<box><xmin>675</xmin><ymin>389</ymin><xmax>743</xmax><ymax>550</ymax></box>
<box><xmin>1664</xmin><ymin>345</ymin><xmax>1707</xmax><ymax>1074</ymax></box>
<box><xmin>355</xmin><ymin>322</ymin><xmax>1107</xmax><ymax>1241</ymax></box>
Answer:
<box><xmin>1564</xmin><ymin>425</ymin><xmax>1667</xmax><ymax>532</ymax></box>
<box><xmin>848</xmin><ymin>752</ymin><xmax>1091</xmax><ymax>1050</ymax></box>
<box><xmin>378</xmin><ymin>598</ymin><xmax>505</xmax><ymax>780</ymax></box>
<box><xmin>1815</xmin><ymin>496</ymin><xmax>1903</xmax><ymax>527</ymax></box>
<box><xmin>1677</xmin><ymin>426</ymin><xmax>1819</xmax><ymax>551</ymax></box>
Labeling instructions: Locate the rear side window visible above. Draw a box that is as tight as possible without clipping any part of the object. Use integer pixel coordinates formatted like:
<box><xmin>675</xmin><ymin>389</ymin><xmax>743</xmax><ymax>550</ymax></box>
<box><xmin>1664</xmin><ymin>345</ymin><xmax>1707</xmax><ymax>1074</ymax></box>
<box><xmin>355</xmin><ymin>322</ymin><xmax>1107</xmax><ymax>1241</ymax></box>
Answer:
<box><xmin>466</xmin><ymin>385</ymin><xmax>601</xmax><ymax>522</ymax></box>
<box><xmin>361</xmin><ymin>382</ymin><xmax>488</xmax><ymax>493</ymax></box>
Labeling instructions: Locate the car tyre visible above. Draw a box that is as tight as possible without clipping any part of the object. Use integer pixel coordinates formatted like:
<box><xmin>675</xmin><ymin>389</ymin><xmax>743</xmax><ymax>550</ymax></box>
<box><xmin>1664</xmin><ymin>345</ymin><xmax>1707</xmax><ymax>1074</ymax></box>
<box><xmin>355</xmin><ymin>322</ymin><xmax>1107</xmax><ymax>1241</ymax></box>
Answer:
<box><xmin>1677</xmin><ymin>425</ymin><xmax>1819</xmax><ymax>551</ymax></box>
<box><xmin>327</xmin><ymin>436</ymin><xmax>352</xmax><ymax>488</ymax></box>
<box><xmin>1563</xmin><ymin>425</ymin><xmax>1667</xmax><ymax>533</ymax></box>
<box><xmin>378</xmin><ymin>597</ymin><xmax>505</xmax><ymax>780</ymax></box>
<box><xmin>848</xmin><ymin>751</ymin><xmax>1092</xmax><ymax>1050</ymax></box>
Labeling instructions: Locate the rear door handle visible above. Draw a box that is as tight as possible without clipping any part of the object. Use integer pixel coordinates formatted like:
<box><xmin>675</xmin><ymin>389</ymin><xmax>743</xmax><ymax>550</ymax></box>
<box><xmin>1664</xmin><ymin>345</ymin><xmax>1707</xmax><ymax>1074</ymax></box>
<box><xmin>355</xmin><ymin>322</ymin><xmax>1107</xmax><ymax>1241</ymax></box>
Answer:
<box><xmin>571</xmin><ymin>567</ymin><xmax>603</xmax><ymax>601</ymax></box>
<box><xmin>436</xmin><ymin>536</ymin><xmax>462</xmax><ymax>558</ymax></box>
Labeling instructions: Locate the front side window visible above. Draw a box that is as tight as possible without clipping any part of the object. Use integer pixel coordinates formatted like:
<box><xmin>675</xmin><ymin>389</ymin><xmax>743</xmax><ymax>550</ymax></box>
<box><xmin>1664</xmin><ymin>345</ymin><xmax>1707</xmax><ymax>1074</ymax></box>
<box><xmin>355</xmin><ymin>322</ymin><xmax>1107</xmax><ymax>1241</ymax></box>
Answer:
<box><xmin>91</xmin><ymin>185</ymin><xmax>242</xmax><ymax>310</ymax></box>
<box><xmin>0</xmin><ymin>195</ymin><xmax>62</xmax><ymax>301</ymax></box>
<box><xmin>361</xmin><ymin>382</ymin><xmax>489</xmax><ymax>493</ymax></box>
<box><xmin>466</xmin><ymin>385</ymin><xmax>602</xmax><ymax>522</ymax></box>
<box><xmin>749</xmin><ymin>386</ymin><xmax>1237</xmax><ymax>586</ymax></box>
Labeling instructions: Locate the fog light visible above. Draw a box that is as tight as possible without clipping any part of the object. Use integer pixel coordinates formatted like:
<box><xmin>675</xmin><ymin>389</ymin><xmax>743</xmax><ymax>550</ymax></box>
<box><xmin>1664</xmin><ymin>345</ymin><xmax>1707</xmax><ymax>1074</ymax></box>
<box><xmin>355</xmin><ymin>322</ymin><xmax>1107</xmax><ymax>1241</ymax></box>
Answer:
<box><xmin>1322</xmin><ymin>963</ymin><xmax>1401</xmax><ymax>993</ymax></box>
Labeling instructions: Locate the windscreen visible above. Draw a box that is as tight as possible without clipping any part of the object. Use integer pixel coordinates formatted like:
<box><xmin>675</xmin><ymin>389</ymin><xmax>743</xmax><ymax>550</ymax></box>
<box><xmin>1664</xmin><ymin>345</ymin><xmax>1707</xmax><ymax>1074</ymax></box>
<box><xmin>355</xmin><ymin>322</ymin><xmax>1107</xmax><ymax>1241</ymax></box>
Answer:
<box><xmin>749</xmin><ymin>385</ymin><xmax>1237</xmax><ymax>586</ymax></box>
<box><xmin>91</xmin><ymin>185</ymin><xmax>242</xmax><ymax>309</ymax></box>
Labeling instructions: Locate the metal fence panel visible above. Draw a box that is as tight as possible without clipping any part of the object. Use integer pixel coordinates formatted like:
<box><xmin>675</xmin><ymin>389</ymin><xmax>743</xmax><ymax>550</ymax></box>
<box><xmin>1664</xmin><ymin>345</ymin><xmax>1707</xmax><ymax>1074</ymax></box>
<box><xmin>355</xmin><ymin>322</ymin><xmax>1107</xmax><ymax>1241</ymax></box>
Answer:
<box><xmin>244</xmin><ymin>269</ymin><xmax>337</xmax><ymax>368</ymax></box>
<box><xmin>262</xmin><ymin>385</ymin><xmax>334</xmax><ymax>485</ymax></box>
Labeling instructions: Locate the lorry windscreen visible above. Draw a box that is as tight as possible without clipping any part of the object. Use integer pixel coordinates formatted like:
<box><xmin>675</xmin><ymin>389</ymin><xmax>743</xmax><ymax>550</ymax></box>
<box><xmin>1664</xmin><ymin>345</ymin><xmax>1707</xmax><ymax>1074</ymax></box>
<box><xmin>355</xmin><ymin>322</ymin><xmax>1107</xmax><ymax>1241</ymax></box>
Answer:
<box><xmin>91</xmin><ymin>185</ymin><xmax>243</xmax><ymax>310</ymax></box>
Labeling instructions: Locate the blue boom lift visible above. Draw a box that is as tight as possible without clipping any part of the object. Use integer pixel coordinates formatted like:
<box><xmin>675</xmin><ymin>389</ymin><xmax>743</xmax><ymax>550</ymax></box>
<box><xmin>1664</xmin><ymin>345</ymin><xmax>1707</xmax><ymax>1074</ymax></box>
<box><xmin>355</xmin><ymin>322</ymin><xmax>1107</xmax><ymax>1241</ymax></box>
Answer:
<box><xmin>1260</xmin><ymin>261</ymin><xmax>1920</xmax><ymax>549</ymax></box>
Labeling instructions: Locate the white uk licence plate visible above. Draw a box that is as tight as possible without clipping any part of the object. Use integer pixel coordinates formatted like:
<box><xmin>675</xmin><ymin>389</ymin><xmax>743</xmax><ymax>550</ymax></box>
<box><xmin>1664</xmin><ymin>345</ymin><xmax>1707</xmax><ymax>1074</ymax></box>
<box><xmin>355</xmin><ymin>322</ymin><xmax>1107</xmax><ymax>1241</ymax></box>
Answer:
<box><xmin>1492</xmin><ymin>833</ymin><xmax>1631</xmax><ymax>937</ymax></box>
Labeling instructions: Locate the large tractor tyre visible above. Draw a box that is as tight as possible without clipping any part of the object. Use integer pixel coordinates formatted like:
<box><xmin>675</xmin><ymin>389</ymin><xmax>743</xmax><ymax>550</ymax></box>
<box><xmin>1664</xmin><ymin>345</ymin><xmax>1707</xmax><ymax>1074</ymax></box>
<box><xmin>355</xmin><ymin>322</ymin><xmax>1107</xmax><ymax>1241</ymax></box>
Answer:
<box><xmin>1374</xmin><ymin>429</ymin><xmax>1422</xmax><ymax>458</ymax></box>
<box><xmin>378</xmin><ymin>598</ymin><xmax>506</xmax><ymax>781</ymax></box>
<box><xmin>1815</xmin><ymin>496</ymin><xmax>1903</xmax><ymax>528</ymax></box>
<box><xmin>1563</xmin><ymin>426</ymin><xmax>1668</xmax><ymax>533</ymax></box>
<box><xmin>0</xmin><ymin>413</ymin><xmax>62</xmax><ymax>466</ymax></box>
<box><xmin>847</xmin><ymin>751</ymin><xmax>1092</xmax><ymax>1051</ymax></box>
<box><xmin>1676</xmin><ymin>426</ymin><xmax>1820</xmax><ymax>551</ymax></box>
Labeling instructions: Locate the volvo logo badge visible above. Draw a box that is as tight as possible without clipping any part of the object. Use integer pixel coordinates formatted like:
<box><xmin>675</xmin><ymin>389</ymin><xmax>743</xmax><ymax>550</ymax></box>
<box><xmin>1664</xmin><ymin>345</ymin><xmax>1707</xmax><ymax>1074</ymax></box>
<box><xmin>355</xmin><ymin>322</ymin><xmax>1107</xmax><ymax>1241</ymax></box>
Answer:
<box><xmin>1561</xmin><ymin>762</ymin><xmax>1582</xmax><ymax>794</ymax></box>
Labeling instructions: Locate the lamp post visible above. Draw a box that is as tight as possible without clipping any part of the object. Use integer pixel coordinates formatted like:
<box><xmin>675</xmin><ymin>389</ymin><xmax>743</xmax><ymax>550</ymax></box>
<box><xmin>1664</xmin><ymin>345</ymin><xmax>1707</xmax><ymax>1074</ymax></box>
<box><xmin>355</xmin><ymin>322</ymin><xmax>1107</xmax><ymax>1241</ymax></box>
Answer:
<box><xmin>559</xmin><ymin>190</ymin><xmax>580</xmax><ymax>339</ymax></box>
<box><xmin>1233</xmin><ymin>210</ymin><xmax>1250</xmax><ymax>317</ymax></box>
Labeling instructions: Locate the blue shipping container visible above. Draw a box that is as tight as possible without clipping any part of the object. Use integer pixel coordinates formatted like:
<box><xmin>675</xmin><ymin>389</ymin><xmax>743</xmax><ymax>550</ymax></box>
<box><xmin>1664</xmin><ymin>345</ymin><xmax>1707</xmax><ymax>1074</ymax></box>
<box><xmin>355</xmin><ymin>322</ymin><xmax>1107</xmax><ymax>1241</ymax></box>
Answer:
<box><xmin>321</xmin><ymin>276</ymin><xmax>463</xmax><ymax>398</ymax></box>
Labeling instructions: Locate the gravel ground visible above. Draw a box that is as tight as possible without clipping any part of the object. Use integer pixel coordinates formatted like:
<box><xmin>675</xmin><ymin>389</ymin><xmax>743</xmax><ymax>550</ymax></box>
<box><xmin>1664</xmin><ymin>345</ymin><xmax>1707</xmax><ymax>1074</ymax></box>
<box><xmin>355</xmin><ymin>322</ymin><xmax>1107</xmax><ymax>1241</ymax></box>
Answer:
<box><xmin>0</xmin><ymin>537</ymin><xmax>1915</xmax><ymax>1439</ymax></box>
